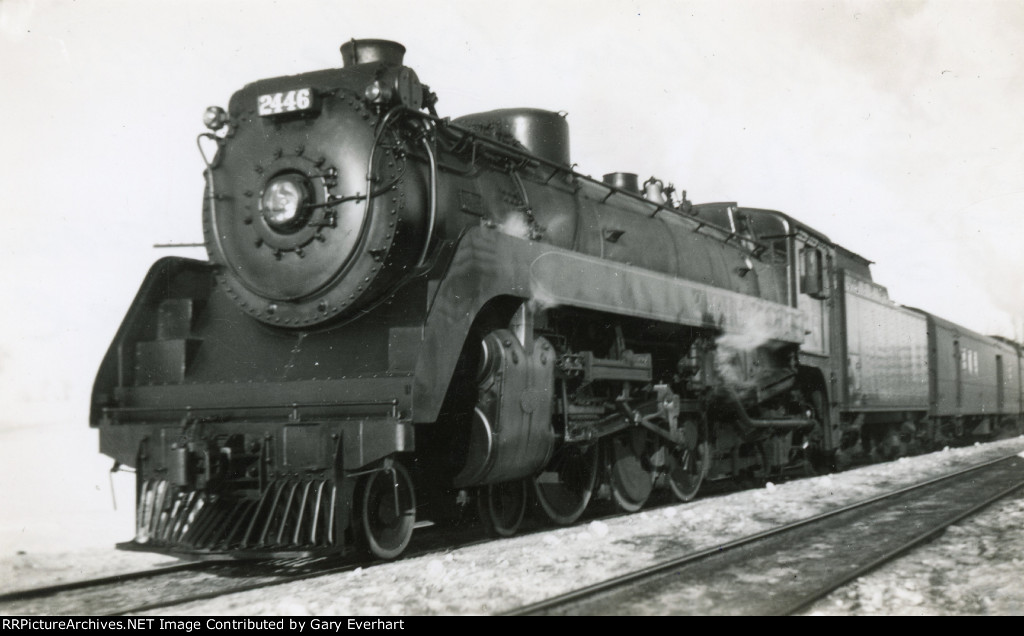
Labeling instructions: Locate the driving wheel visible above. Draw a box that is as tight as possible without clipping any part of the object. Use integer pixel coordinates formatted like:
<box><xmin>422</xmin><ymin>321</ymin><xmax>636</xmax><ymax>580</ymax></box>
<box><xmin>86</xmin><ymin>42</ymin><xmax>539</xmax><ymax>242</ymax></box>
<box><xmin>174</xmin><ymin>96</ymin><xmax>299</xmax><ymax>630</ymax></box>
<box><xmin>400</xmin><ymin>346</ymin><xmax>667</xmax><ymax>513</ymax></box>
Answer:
<box><xmin>608</xmin><ymin>429</ymin><xmax>656</xmax><ymax>513</ymax></box>
<box><xmin>478</xmin><ymin>479</ymin><xmax>528</xmax><ymax>538</ymax></box>
<box><xmin>533</xmin><ymin>443</ymin><xmax>599</xmax><ymax>525</ymax></box>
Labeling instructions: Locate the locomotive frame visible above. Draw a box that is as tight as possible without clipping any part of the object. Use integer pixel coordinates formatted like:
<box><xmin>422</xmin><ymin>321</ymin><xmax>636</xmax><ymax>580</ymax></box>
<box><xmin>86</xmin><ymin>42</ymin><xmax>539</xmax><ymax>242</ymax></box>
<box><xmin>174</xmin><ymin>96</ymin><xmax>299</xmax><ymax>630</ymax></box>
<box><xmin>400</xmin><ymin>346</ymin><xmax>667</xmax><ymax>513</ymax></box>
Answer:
<box><xmin>91</xmin><ymin>39</ymin><xmax>1023</xmax><ymax>561</ymax></box>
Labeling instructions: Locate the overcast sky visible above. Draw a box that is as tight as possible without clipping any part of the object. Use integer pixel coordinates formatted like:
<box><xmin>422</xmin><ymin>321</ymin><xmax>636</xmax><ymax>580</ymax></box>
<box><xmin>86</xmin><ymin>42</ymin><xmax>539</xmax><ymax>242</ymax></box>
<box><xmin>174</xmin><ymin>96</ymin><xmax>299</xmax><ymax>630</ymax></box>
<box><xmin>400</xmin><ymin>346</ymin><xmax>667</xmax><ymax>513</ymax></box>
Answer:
<box><xmin>2</xmin><ymin>0</ymin><xmax>1023</xmax><ymax>427</ymax></box>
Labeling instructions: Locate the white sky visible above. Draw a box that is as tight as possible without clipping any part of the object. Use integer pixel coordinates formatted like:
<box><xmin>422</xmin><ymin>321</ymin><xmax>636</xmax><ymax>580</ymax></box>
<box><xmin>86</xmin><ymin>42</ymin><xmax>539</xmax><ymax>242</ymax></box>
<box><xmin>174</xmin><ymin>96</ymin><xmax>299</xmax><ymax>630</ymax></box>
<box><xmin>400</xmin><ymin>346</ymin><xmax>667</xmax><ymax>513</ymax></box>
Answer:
<box><xmin>1</xmin><ymin>0</ymin><xmax>1023</xmax><ymax>428</ymax></box>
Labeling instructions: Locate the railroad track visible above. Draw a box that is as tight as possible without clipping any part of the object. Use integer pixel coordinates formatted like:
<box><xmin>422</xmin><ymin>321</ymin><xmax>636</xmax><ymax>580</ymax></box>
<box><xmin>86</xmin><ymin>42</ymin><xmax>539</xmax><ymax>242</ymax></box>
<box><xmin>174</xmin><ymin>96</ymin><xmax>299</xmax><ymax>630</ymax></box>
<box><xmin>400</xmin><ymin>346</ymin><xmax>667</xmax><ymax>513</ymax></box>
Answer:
<box><xmin>0</xmin><ymin>562</ymin><xmax>211</xmax><ymax>607</ymax></box>
<box><xmin>0</xmin><ymin>517</ymin><xmax>496</xmax><ymax>616</ymax></box>
<box><xmin>504</xmin><ymin>453</ymin><xmax>1024</xmax><ymax>616</ymax></box>
<box><xmin>0</xmin><ymin>558</ymin><xmax>349</xmax><ymax>616</ymax></box>
<box><xmin>5</xmin><ymin>446</ymin><xmax>1018</xmax><ymax>616</ymax></box>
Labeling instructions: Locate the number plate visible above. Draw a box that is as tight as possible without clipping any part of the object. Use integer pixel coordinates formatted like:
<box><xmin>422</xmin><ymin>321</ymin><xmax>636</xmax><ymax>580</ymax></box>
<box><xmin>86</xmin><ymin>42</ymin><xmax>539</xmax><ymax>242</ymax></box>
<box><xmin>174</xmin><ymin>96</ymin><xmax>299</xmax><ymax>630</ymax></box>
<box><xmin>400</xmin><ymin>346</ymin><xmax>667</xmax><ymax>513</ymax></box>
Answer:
<box><xmin>257</xmin><ymin>88</ymin><xmax>314</xmax><ymax>116</ymax></box>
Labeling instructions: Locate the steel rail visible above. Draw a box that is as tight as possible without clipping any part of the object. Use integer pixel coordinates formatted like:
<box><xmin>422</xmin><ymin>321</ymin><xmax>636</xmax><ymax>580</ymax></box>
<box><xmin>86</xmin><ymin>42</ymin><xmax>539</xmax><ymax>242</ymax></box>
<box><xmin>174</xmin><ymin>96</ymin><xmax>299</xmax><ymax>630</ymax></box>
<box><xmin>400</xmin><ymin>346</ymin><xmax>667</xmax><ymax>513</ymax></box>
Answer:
<box><xmin>100</xmin><ymin>561</ymin><xmax>361</xmax><ymax>616</ymax></box>
<box><xmin>0</xmin><ymin>558</ymin><xmax>360</xmax><ymax>617</ymax></box>
<box><xmin>776</xmin><ymin>473</ymin><xmax>1024</xmax><ymax>616</ymax></box>
<box><xmin>503</xmin><ymin>452</ymin><xmax>1024</xmax><ymax>616</ymax></box>
<box><xmin>0</xmin><ymin>562</ymin><xmax>211</xmax><ymax>604</ymax></box>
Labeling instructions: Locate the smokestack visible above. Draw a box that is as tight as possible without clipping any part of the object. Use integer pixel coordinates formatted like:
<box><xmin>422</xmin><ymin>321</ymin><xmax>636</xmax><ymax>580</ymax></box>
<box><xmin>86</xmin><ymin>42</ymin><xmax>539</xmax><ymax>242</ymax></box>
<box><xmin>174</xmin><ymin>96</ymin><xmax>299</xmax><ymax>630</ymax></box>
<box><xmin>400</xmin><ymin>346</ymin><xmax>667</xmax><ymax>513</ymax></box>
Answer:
<box><xmin>340</xmin><ymin>39</ymin><xmax>406</xmax><ymax>67</ymax></box>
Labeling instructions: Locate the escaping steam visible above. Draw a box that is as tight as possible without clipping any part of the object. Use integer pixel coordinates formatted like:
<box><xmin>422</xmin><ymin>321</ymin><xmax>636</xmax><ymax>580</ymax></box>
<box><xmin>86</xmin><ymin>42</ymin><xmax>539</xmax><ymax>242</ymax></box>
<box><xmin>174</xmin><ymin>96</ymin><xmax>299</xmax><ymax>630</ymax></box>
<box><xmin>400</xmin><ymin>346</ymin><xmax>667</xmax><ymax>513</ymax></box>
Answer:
<box><xmin>713</xmin><ymin>316</ymin><xmax>782</xmax><ymax>388</ymax></box>
<box><xmin>498</xmin><ymin>212</ymin><xmax>534</xmax><ymax>241</ymax></box>
<box><xmin>499</xmin><ymin>211</ymin><xmax>561</xmax><ymax>314</ymax></box>
<box><xmin>526</xmin><ymin>284</ymin><xmax>561</xmax><ymax>314</ymax></box>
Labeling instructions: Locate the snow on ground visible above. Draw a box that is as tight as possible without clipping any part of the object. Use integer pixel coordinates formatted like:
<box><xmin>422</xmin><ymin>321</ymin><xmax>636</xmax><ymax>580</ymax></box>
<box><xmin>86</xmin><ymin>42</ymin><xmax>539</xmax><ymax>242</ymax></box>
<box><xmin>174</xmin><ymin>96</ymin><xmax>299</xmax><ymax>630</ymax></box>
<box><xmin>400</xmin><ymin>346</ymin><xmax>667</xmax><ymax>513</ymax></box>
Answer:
<box><xmin>3</xmin><ymin>421</ymin><xmax>1024</xmax><ymax>615</ymax></box>
<box><xmin>0</xmin><ymin>421</ymin><xmax>170</xmax><ymax>594</ymax></box>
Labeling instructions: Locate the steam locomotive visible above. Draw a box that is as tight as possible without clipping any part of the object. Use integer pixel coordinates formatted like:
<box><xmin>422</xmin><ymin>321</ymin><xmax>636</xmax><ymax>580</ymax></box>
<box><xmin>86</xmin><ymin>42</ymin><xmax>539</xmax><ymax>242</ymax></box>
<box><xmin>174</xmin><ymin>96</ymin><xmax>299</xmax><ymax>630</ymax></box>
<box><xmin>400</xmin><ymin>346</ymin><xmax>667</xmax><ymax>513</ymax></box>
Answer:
<box><xmin>91</xmin><ymin>40</ymin><xmax>1023</xmax><ymax>560</ymax></box>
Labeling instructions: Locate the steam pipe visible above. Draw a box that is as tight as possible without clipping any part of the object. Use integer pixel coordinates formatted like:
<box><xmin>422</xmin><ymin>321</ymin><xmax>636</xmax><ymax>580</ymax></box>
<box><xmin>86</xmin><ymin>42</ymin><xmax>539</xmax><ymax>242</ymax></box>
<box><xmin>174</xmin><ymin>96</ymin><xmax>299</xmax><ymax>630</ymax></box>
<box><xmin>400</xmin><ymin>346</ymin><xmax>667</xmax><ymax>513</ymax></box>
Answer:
<box><xmin>707</xmin><ymin>386</ymin><xmax>816</xmax><ymax>441</ymax></box>
<box><xmin>401</xmin><ymin>110</ymin><xmax>764</xmax><ymax>257</ymax></box>
<box><xmin>416</xmin><ymin>134</ymin><xmax>438</xmax><ymax>269</ymax></box>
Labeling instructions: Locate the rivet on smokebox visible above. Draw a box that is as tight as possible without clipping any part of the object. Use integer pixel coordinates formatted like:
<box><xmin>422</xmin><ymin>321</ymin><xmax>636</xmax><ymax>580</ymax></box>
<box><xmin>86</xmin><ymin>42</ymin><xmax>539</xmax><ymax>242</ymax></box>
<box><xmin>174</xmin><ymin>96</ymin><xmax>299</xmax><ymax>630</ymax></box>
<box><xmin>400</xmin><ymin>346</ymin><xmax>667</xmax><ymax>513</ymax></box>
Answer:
<box><xmin>267</xmin><ymin>304</ymin><xmax>277</xmax><ymax>315</ymax></box>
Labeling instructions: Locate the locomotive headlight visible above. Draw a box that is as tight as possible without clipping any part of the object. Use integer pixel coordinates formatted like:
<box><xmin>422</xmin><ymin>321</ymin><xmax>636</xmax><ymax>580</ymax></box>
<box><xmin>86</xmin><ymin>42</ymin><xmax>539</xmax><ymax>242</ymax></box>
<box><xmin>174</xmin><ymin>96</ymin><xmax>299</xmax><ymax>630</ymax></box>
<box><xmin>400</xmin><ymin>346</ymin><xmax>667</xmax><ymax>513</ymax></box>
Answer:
<box><xmin>260</xmin><ymin>174</ymin><xmax>310</xmax><ymax>232</ymax></box>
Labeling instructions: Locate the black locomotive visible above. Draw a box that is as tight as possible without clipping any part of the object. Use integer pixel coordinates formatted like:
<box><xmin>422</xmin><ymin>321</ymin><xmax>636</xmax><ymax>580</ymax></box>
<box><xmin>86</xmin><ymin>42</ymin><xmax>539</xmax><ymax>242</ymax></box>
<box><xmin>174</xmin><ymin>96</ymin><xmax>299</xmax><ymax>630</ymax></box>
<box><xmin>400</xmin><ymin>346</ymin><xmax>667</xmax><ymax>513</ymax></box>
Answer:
<box><xmin>91</xmin><ymin>40</ymin><xmax>1023</xmax><ymax>560</ymax></box>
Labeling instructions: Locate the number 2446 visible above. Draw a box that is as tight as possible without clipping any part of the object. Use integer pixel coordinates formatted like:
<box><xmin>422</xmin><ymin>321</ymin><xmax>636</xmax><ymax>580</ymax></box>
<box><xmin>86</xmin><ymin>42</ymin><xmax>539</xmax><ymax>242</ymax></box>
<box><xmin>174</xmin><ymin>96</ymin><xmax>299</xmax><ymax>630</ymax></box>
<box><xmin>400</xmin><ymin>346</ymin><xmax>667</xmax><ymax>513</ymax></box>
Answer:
<box><xmin>258</xmin><ymin>89</ymin><xmax>312</xmax><ymax>115</ymax></box>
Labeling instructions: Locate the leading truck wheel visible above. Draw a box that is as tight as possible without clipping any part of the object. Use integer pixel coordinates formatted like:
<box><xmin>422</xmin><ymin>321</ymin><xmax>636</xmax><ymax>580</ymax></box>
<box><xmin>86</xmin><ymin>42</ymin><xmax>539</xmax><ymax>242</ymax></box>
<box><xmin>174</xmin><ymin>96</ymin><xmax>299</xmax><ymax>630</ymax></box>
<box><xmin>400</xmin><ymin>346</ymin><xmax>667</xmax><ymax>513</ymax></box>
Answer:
<box><xmin>358</xmin><ymin>459</ymin><xmax>416</xmax><ymax>560</ymax></box>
